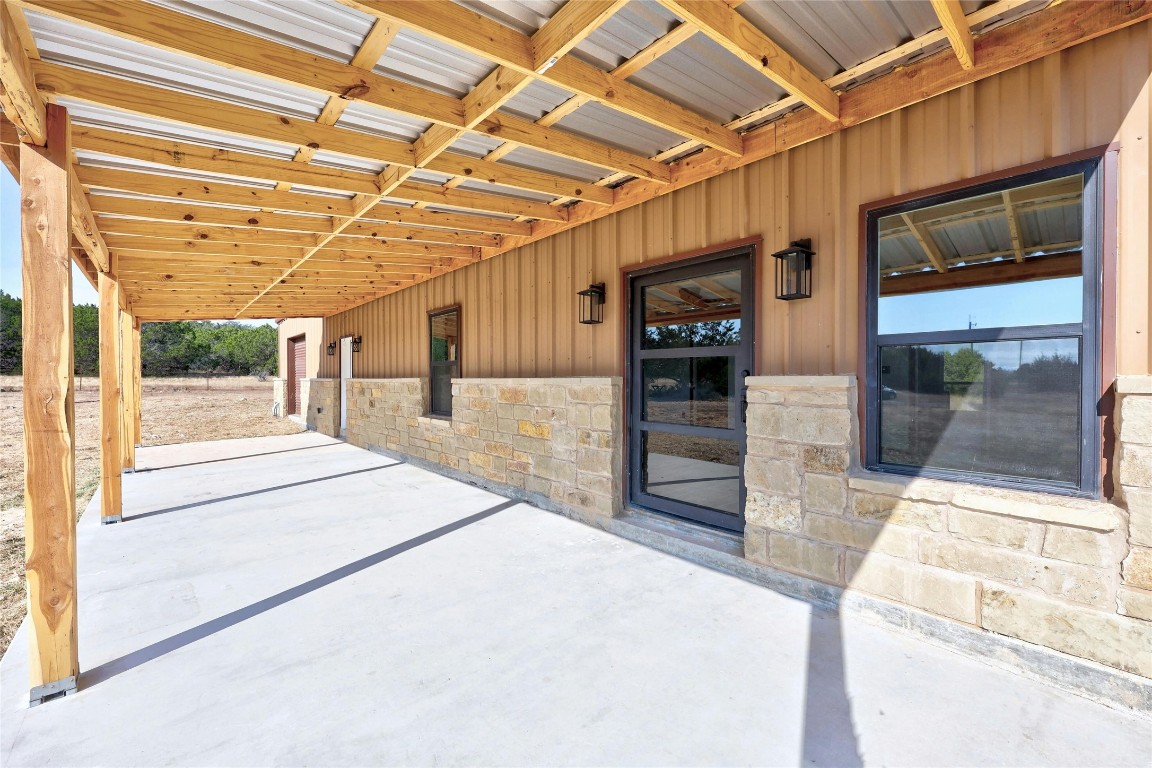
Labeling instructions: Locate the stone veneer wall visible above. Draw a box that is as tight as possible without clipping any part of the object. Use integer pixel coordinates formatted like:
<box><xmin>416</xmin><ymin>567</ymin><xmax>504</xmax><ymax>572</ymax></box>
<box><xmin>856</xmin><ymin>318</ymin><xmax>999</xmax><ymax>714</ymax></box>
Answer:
<box><xmin>344</xmin><ymin>378</ymin><xmax>622</xmax><ymax>518</ymax></box>
<box><xmin>1117</xmin><ymin>376</ymin><xmax>1152</xmax><ymax>624</ymax></box>
<box><xmin>302</xmin><ymin>378</ymin><xmax>339</xmax><ymax>437</ymax></box>
<box><xmin>742</xmin><ymin>375</ymin><xmax>1151</xmax><ymax>679</ymax></box>
<box><xmin>271</xmin><ymin>378</ymin><xmax>286</xmax><ymax>417</ymax></box>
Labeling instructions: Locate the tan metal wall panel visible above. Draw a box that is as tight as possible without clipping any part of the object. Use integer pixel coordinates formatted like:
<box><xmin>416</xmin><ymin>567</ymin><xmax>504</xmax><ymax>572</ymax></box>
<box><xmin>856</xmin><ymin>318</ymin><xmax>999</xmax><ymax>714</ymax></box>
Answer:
<box><xmin>276</xmin><ymin>317</ymin><xmax>323</xmax><ymax>379</ymax></box>
<box><xmin>322</xmin><ymin>27</ymin><xmax>1152</xmax><ymax>380</ymax></box>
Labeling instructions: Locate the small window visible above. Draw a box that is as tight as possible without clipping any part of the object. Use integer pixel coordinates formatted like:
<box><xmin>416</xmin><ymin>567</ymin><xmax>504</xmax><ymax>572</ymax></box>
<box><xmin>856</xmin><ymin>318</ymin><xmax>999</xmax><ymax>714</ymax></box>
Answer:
<box><xmin>865</xmin><ymin>160</ymin><xmax>1101</xmax><ymax>495</ymax></box>
<box><xmin>429</xmin><ymin>306</ymin><xmax>459</xmax><ymax>417</ymax></box>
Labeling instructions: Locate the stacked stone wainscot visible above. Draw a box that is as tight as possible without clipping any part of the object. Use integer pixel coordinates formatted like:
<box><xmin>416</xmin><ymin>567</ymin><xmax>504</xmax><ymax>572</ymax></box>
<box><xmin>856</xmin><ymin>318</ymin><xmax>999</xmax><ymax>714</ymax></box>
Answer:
<box><xmin>343</xmin><ymin>378</ymin><xmax>622</xmax><ymax>518</ymax></box>
<box><xmin>742</xmin><ymin>375</ymin><xmax>1151</xmax><ymax>680</ymax></box>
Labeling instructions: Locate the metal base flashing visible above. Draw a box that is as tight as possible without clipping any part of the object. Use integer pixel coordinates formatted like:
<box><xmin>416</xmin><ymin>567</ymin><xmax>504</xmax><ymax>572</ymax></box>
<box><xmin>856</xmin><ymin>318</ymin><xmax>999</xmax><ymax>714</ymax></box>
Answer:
<box><xmin>101</xmin><ymin>515</ymin><xmax>122</xmax><ymax>525</ymax></box>
<box><xmin>29</xmin><ymin>676</ymin><xmax>76</xmax><ymax>707</ymax></box>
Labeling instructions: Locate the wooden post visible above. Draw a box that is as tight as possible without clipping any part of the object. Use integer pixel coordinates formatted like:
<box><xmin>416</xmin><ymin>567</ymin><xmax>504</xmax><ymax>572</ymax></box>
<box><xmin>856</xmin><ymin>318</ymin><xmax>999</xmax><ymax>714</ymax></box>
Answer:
<box><xmin>21</xmin><ymin>103</ymin><xmax>79</xmax><ymax>705</ymax></box>
<box><xmin>133</xmin><ymin>317</ymin><xmax>142</xmax><ymax>448</ymax></box>
<box><xmin>119</xmin><ymin>306</ymin><xmax>135</xmax><ymax>469</ymax></box>
<box><xmin>98</xmin><ymin>271</ymin><xmax>122</xmax><ymax>524</ymax></box>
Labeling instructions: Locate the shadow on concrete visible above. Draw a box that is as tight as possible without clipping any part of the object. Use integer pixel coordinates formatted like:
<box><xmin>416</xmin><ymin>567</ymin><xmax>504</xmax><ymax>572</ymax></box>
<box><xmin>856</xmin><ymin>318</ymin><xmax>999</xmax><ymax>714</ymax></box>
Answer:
<box><xmin>133</xmin><ymin>441</ymin><xmax>343</xmax><ymax>473</ymax></box>
<box><xmin>83</xmin><ymin>499</ymin><xmax>519</xmax><ymax>688</ymax></box>
<box><xmin>800</xmin><ymin>607</ymin><xmax>864</xmax><ymax>767</ymax></box>
<box><xmin>127</xmin><ymin>463</ymin><xmax>404</xmax><ymax>521</ymax></box>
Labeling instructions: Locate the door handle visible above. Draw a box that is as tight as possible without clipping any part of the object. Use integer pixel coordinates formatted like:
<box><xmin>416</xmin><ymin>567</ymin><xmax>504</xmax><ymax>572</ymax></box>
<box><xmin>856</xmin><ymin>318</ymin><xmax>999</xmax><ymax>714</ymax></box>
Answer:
<box><xmin>740</xmin><ymin>369</ymin><xmax>750</xmax><ymax>424</ymax></box>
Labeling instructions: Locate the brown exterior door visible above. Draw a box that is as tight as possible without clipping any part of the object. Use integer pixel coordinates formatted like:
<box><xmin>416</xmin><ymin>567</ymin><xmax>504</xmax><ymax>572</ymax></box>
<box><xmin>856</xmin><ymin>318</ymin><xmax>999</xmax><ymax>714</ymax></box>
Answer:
<box><xmin>288</xmin><ymin>335</ymin><xmax>305</xmax><ymax>415</ymax></box>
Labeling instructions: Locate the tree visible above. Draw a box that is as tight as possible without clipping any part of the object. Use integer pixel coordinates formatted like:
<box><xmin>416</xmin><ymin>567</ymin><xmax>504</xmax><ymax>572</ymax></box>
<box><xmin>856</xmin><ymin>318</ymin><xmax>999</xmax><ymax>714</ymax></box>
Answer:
<box><xmin>73</xmin><ymin>304</ymin><xmax>99</xmax><ymax>377</ymax></box>
<box><xmin>943</xmin><ymin>346</ymin><xmax>987</xmax><ymax>385</ymax></box>
<box><xmin>0</xmin><ymin>291</ymin><xmax>21</xmax><ymax>374</ymax></box>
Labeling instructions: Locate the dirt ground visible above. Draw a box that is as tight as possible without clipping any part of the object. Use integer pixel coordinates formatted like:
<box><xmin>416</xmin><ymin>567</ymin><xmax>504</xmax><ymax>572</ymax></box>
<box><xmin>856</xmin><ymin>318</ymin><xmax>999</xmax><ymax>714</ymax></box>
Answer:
<box><xmin>0</xmin><ymin>376</ymin><xmax>304</xmax><ymax>656</ymax></box>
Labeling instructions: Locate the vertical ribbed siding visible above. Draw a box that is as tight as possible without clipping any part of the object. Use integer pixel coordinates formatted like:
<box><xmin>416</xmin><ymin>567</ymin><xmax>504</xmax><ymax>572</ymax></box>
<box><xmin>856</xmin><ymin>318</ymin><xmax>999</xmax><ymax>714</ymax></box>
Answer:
<box><xmin>319</xmin><ymin>26</ymin><xmax>1152</xmax><ymax>380</ymax></box>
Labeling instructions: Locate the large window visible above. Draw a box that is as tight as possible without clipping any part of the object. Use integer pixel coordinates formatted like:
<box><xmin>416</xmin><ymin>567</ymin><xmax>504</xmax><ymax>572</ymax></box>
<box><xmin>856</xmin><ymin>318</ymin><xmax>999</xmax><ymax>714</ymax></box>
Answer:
<box><xmin>429</xmin><ymin>306</ymin><xmax>459</xmax><ymax>417</ymax></box>
<box><xmin>865</xmin><ymin>160</ymin><xmax>1101</xmax><ymax>495</ymax></box>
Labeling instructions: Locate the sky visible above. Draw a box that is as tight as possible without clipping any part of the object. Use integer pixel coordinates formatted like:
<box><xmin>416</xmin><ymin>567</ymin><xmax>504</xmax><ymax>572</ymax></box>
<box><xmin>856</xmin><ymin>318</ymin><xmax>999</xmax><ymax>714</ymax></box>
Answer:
<box><xmin>1</xmin><ymin>171</ymin><xmax>271</xmax><ymax>325</ymax></box>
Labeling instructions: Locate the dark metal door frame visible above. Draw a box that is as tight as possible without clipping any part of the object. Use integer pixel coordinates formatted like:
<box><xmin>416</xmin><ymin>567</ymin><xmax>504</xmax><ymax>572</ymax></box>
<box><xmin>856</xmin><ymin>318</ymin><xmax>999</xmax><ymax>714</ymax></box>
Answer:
<box><xmin>625</xmin><ymin>245</ymin><xmax>757</xmax><ymax>532</ymax></box>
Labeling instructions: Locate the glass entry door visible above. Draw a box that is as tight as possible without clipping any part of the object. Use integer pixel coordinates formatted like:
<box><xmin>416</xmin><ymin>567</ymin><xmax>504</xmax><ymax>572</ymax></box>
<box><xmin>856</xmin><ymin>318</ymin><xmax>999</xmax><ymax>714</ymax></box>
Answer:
<box><xmin>628</xmin><ymin>249</ymin><xmax>754</xmax><ymax>532</ymax></box>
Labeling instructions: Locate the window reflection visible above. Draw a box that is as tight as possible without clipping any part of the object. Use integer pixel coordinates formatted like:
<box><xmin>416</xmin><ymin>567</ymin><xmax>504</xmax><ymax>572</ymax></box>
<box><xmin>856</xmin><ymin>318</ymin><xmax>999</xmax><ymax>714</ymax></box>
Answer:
<box><xmin>642</xmin><ymin>357</ymin><xmax>734</xmax><ymax>428</ymax></box>
<box><xmin>879</xmin><ymin>338</ymin><xmax>1081</xmax><ymax>484</ymax></box>
<box><xmin>643</xmin><ymin>269</ymin><xmax>741</xmax><ymax>349</ymax></box>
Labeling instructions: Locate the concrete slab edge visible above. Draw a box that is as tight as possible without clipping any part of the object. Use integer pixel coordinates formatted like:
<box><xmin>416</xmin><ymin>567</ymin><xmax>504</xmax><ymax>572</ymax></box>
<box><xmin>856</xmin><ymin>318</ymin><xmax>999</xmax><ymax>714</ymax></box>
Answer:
<box><xmin>359</xmin><ymin>442</ymin><xmax>1152</xmax><ymax>717</ymax></box>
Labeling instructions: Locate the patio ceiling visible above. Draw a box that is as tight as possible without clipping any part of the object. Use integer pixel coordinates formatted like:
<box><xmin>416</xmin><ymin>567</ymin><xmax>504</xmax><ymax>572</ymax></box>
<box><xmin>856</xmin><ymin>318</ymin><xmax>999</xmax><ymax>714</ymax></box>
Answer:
<box><xmin>1</xmin><ymin>0</ymin><xmax>1147</xmax><ymax>321</ymax></box>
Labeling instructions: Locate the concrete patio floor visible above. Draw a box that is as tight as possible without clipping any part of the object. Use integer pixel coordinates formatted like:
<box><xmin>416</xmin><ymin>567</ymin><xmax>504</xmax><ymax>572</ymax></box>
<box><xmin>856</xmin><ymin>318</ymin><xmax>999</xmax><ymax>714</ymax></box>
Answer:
<box><xmin>2</xmin><ymin>433</ymin><xmax>1149</xmax><ymax>767</ymax></box>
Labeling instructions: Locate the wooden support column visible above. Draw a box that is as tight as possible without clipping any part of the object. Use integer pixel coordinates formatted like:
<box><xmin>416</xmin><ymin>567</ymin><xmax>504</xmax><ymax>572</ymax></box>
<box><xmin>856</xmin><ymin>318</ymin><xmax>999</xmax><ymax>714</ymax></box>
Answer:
<box><xmin>132</xmin><ymin>318</ymin><xmax>142</xmax><ymax>448</ymax></box>
<box><xmin>20</xmin><ymin>102</ymin><xmax>79</xmax><ymax>706</ymax></box>
<box><xmin>119</xmin><ymin>307</ymin><xmax>135</xmax><ymax>470</ymax></box>
<box><xmin>98</xmin><ymin>270</ymin><xmax>122</xmax><ymax>524</ymax></box>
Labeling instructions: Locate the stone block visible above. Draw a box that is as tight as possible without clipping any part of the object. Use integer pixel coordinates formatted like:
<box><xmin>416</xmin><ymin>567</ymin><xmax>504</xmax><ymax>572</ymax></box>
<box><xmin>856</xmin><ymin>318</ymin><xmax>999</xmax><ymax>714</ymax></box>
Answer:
<box><xmin>1128</xmin><ymin>487</ymin><xmax>1152</xmax><ymax>548</ymax></box>
<box><xmin>498</xmin><ymin>386</ymin><xmax>528</xmax><ymax>404</ymax></box>
<box><xmin>744</xmin><ymin>526</ymin><xmax>770</xmax><ymax>564</ymax></box>
<box><xmin>948</xmin><ymin>508</ymin><xmax>1035</xmax><ymax>550</ymax></box>
<box><xmin>981</xmin><ymin>586</ymin><xmax>1152</xmax><ymax>678</ymax></box>
<box><xmin>852</xmin><ymin>493</ymin><xmax>944</xmax><ymax>531</ymax></box>
<box><xmin>1041</xmin><ymin>526</ymin><xmax>1110</xmax><ymax>567</ymax></box>
<box><xmin>518</xmin><ymin>420</ymin><xmax>552</xmax><ymax>440</ymax></box>
<box><xmin>483</xmin><ymin>441</ymin><xmax>514</xmax><ymax>459</ymax></box>
<box><xmin>804</xmin><ymin>474</ymin><xmax>847</xmax><ymax>515</ymax></box>
<box><xmin>745</xmin><ymin>458</ymin><xmax>801</xmax><ymax>497</ymax></box>
<box><xmin>1123</xmin><ymin>547</ymin><xmax>1152</xmax><ymax>590</ymax></box>
<box><xmin>778</xmin><ymin>407</ymin><xmax>852</xmax><ymax>446</ymax></box>
<box><xmin>952</xmin><ymin>489</ymin><xmax>1119</xmax><ymax>531</ymax></box>
<box><xmin>784</xmin><ymin>389</ymin><xmax>851</xmax><ymax>407</ymax></box>
<box><xmin>577</xmin><ymin>472</ymin><xmax>612</xmax><ymax>496</ymax></box>
<box><xmin>802</xmin><ymin>446</ymin><xmax>850</xmax><ymax>475</ymax></box>
<box><xmin>746</xmin><ymin>404</ymin><xmax>784</xmax><ymax>439</ymax></box>
<box><xmin>746</xmin><ymin>438</ymin><xmax>799</xmax><ymax>461</ymax></box>
<box><xmin>534</xmin><ymin>456</ymin><xmax>576</xmax><ymax>484</ymax></box>
<box><xmin>846</xmin><ymin>550</ymin><xmax>908</xmax><ymax>602</ymax></box>
<box><xmin>805</xmin><ymin>514</ymin><xmax>878</xmax><ymax>551</ymax></box>
<box><xmin>1121</xmin><ymin>395</ymin><xmax>1152</xmax><ymax>446</ymax></box>
<box><xmin>576</xmin><ymin>448</ymin><xmax>612</xmax><ymax>477</ymax></box>
<box><xmin>769</xmin><ymin>533</ymin><xmax>842</xmax><ymax>584</ymax></box>
<box><xmin>570</xmin><ymin>404</ymin><xmax>591</xmax><ymax>428</ymax></box>
<box><xmin>746</xmin><ymin>389</ymin><xmax>784</xmax><ymax>404</ymax></box>
<box><xmin>590</xmin><ymin>404</ymin><xmax>613</xmax><ymax>430</ymax></box>
<box><xmin>528</xmin><ymin>385</ymin><xmax>550</xmax><ymax>406</ymax></box>
<box><xmin>1118</xmin><ymin>587</ymin><xmax>1152</xmax><ymax>621</ymax></box>
<box><xmin>467</xmin><ymin>451</ymin><xmax>493</xmax><ymax>470</ymax></box>
<box><xmin>745</xmin><ymin>492</ymin><xmax>802</xmax><ymax>532</ymax></box>
<box><xmin>916</xmin><ymin>568</ymin><xmax>979</xmax><ymax>624</ymax></box>
<box><xmin>1120</xmin><ymin>444</ymin><xmax>1152</xmax><ymax>489</ymax></box>
<box><xmin>920</xmin><ymin>538</ymin><xmax>1112</xmax><ymax>609</ymax></box>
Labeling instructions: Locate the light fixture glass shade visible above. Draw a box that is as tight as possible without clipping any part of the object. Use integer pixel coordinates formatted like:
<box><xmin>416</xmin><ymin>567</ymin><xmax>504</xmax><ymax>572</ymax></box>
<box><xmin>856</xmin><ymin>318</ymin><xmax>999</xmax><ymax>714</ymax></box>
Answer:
<box><xmin>772</xmin><ymin>240</ymin><xmax>814</xmax><ymax>300</ymax></box>
<box><xmin>578</xmin><ymin>283</ymin><xmax>606</xmax><ymax>324</ymax></box>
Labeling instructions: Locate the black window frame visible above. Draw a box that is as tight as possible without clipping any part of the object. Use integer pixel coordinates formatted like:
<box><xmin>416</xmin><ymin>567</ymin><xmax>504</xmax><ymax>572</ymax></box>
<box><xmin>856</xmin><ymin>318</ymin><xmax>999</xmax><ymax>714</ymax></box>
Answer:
<box><xmin>864</xmin><ymin>158</ymin><xmax>1102</xmax><ymax>497</ymax></box>
<box><xmin>428</xmin><ymin>305</ymin><xmax>460</xmax><ymax>418</ymax></box>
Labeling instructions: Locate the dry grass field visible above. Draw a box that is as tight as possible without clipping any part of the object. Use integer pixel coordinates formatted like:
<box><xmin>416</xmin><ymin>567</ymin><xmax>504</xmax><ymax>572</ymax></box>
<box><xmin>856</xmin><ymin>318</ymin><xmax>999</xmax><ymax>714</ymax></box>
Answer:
<box><xmin>0</xmin><ymin>376</ymin><xmax>304</xmax><ymax>656</ymax></box>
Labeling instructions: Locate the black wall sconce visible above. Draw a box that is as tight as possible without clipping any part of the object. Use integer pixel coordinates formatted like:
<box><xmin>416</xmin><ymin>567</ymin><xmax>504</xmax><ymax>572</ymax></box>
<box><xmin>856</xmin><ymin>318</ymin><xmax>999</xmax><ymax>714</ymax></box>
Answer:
<box><xmin>578</xmin><ymin>283</ymin><xmax>606</xmax><ymax>325</ymax></box>
<box><xmin>326</xmin><ymin>341</ymin><xmax>336</xmax><ymax>356</ymax></box>
<box><xmin>351</xmin><ymin>335</ymin><xmax>363</xmax><ymax>353</ymax></box>
<box><xmin>772</xmin><ymin>239</ymin><xmax>814</xmax><ymax>301</ymax></box>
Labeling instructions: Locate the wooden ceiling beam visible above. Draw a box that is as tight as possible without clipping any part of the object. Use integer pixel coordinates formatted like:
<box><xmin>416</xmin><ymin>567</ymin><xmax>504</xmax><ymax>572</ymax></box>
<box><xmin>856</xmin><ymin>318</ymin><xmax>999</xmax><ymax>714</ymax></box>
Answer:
<box><xmin>481</xmin><ymin>0</ymin><xmax>1150</xmax><ymax>277</ymax></box>
<box><xmin>90</xmin><ymin>193</ymin><xmax>530</xmax><ymax>237</ymax></box>
<box><xmin>931</xmin><ymin>0</ymin><xmax>976</xmax><ymax>71</ymax></box>
<box><xmin>354</xmin><ymin>0</ymin><xmax>742</xmax><ymax>156</ymax></box>
<box><xmin>22</xmin><ymin>0</ymin><xmax>464</xmax><ymax>127</ymax></box>
<box><xmin>900</xmin><ymin>213</ymin><xmax>948</xmax><ymax>273</ymax></box>
<box><xmin>26</xmin><ymin>0</ymin><xmax>669</xmax><ymax>188</ymax></box>
<box><xmin>0</xmin><ymin>1</ymin><xmax>45</xmax><ymax>143</ymax></box>
<box><xmin>35</xmin><ymin>62</ymin><xmax>605</xmax><ymax>204</ymax></box>
<box><xmin>659</xmin><ymin>0</ymin><xmax>838</xmax><ymax>121</ymax></box>
<box><xmin>94</xmin><ymin>217</ymin><xmax>499</xmax><ymax>248</ymax></box>
<box><xmin>74</xmin><ymin>138</ymin><xmax>564</xmax><ymax>221</ymax></box>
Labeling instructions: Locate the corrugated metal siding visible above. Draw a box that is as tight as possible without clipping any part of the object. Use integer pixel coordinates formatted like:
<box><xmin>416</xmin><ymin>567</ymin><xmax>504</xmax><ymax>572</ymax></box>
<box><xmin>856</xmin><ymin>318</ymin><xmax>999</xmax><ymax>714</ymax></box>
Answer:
<box><xmin>321</xmin><ymin>27</ymin><xmax>1152</xmax><ymax>380</ymax></box>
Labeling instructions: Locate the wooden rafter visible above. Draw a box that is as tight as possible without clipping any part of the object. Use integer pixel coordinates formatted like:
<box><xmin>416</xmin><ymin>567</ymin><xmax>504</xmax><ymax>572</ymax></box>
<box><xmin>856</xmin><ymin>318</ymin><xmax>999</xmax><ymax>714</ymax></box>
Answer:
<box><xmin>353</xmin><ymin>0</ymin><xmax>743</xmax><ymax>156</ymax></box>
<box><xmin>24</xmin><ymin>0</ymin><xmax>669</xmax><ymax>186</ymax></box>
<box><xmin>931</xmin><ymin>0</ymin><xmax>976</xmax><ymax>70</ymax></box>
<box><xmin>1</xmin><ymin>5</ymin><xmax>110</xmax><ymax>271</ymax></box>
<box><xmin>659</xmin><ymin>0</ymin><xmax>838</xmax><ymax>121</ymax></box>
<box><xmin>484</xmin><ymin>0</ymin><xmax>1150</xmax><ymax>277</ymax></box>
<box><xmin>900</xmin><ymin>213</ymin><xmax>948</xmax><ymax>273</ymax></box>
<box><xmin>1001</xmin><ymin>190</ymin><xmax>1025</xmax><ymax>262</ymax></box>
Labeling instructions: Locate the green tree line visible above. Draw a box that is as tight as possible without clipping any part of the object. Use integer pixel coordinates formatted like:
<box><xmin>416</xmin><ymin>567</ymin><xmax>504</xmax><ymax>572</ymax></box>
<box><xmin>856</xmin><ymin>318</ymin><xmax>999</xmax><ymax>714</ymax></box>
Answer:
<box><xmin>0</xmin><ymin>291</ymin><xmax>277</xmax><ymax>377</ymax></box>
